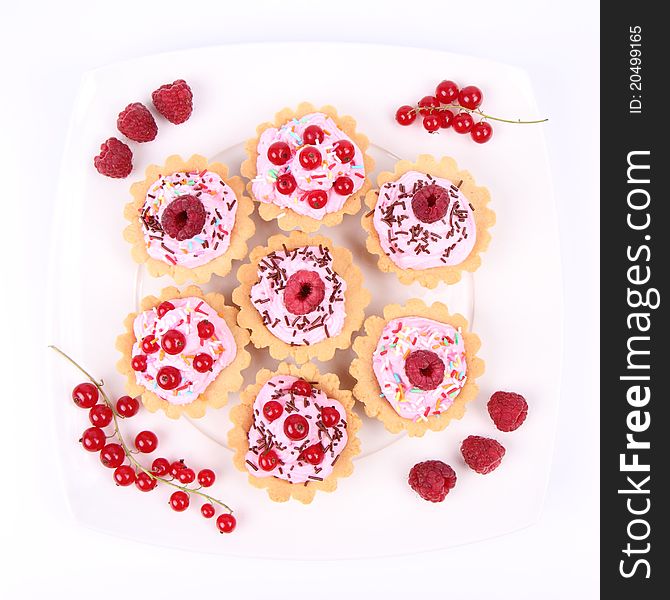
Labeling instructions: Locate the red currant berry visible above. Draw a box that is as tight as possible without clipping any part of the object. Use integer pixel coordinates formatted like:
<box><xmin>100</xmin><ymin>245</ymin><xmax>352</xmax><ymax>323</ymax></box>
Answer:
<box><xmin>100</xmin><ymin>443</ymin><xmax>125</xmax><ymax>468</ymax></box>
<box><xmin>452</xmin><ymin>112</ymin><xmax>474</xmax><ymax>134</ymax></box>
<box><xmin>303</xmin><ymin>124</ymin><xmax>325</xmax><ymax>145</ymax></box>
<box><xmin>193</xmin><ymin>353</ymin><xmax>213</xmax><ymax>373</ymax></box>
<box><xmin>395</xmin><ymin>105</ymin><xmax>417</xmax><ymax>126</ymax></box>
<box><xmin>201</xmin><ymin>503</ymin><xmax>215</xmax><ymax>519</ymax></box>
<box><xmin>151</xmin><ymin>457</ymin><xmax>171</xmax><ymax>476</ymax></box>
<box><xmin>302</xmin><ymin>444</ymin><xmax>325</xmax><ymax>465</ymax></box>
<box><xmin>291</xmin><ymin>379</ymin><xmax>312</xmax><ymax>397</ymax></box>
<box><xmin>169</xmin><ymin>490</ymin><xmax>190</xmax><ymax>512</ymax></box>
<box><xmin>116</xmin><ymin>395</ymin><xmax>139</xmax><ymax>418</ymax></box>
<box><xmin>435</xmin><ymin>80</ymin><xmax>460</xmax><ymax>104</ymax></box>
<box><xmin>113</xmin><ymin>465</ymin><xmax>136</xmax><ymax>487</ymax></box>
<box><xmin>156</xmin><ymin>366</ymin><xmax>181</xmax><ymax>390</ymax></box>
<box><xmin>135</xmin><ymin>471</ymin><xmax>157</xmax><ymax>492</ymax></box>
<box><xmin>298</xmin><ymin>146</ymin><xmax>322</xmax><ymax>170</ymax></box>
<box><xmin>156</xmin><ymin>301</ymin><xmax>175</xmax><ymax>318</ymax></box>
<box><xmin>177</xmin><ymin>467</ymin><xmax>196</xmax><ymax>484</ymax></box>
<box><xmin>161</xmin><ymin>329</ymin><xmax>186</xmax><ymax>355</ymax></box>
<box><xmin>320</xmin><ymin>406</ymin><xmax>340</xmax><ymax>428</ymax></box>
<box><xmin>437</xmin><ymin>109</ymin><xmax>454</xmax><ymax>129</ymax></box>
<box><xmin>305</xmin><ymin>190</ymin><xmax>328</xmax><ymax>210</ymax></box>
<box><xmin>333</xmin><ymin>176</ymin><xmax>354</xmax><ymax>196</ymax></box>
<box><xmin>422</xmin><ymin>115</ymin><xmax>440</xmax><ymax>132</ymax></box>
<box><xmin>284</xmin><ymin>414</ymin><xmax>309</xmax><ymax>440</ymax></box>
<box><xmin>131</xmin><ymin>355</ymin><xmax>147</xmax><ymax>372</ymax></box>
<box><xmin>263</xmin><ymin>400</ymin><xmax>283</xmax><ymax>422</ymax></box>
<box><xmin>258</xmin><ymin>450</ymin><xmax>279</xmax><ymax>471</ymax></box>
<box><xmin>88</xmin><ymin>404</ymin><xmax>113</xmax><ymax>427</ymax></box>
<box><xmin>216</xmin><ymin>513</ymin><xmax>236</xmax><ymax>534</ymax></box>
<box><xmin>169</xmin><ymin>460</ymin><xmax>187</xmax><ymax>477</ymax></box>
<box><xmin>72</xmin><ymin>383</ymin><xmax>99</xmax><ymax>408</ymax></box>
<box><xmin>198</xmin><ymin>469</ymin><xmax>216</xmax><ymax>487</ymax></box>
<box><xmin>141</xmin><ymin>335</ymin><xmax>159</xmax><ymax>354</ymax></box>
<box><xmin>275</xmin><ymin>173</ymin><xmax>297</xmax><ymax>195</ymax></box>
<box><xmin>197</xmin><ymin>320</ymin><xmax>215</xmax><ymax>339</ymax></box>
<box><xmin>80</xmin><ymin>426</ymin><xmax>106</xmax><ymax>452</ymax></box>
<box><xmin>471</xmin><ymin>121</ymin><xmax>493</xmax><ymax>144</ymax></box>
<box><xmin>418</xmin><ymin>95</ymin><xmax>439</xmax><ymax>116</ymax></box>
<box><xmin>333</xmin><ymin>140</ymin><xmax>355</xmax><ymax>163</ymax></box>
<box><xmin>267</xmin><ymin>141</ymin><xmax>291</xmax><ymax>166</ymax></box>
<box><xmin>135</xmin><ymin>430</ymin><xmax>158</xmax><ymax>453</ymax></box>
<box><xmin>458</xmin><ymin>85</ymin><xmax>483</xmax><ymax>110</ymax></box>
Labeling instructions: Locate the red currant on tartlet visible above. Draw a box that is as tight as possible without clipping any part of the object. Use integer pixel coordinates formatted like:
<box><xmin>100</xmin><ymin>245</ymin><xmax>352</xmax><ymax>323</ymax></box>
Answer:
<box><xmin>131</xmin><ymin>355</ymin><xmax>147</xmax><ymax>372</ymax></box>
<box><xmin>267</xmin><ymin>141</ymin><xmax>291</xmax><ymax>166</ymax></box>
<box><xmin>284</xmin><ymin>414</ymin><xmax>309</xmax><ymax>440</ymax></box>
<box><xmin>259</xmin><ymin>449</ymin><xmax>279</xmax><ymax>471</ymax></box>
<box><xmin>275</xmin><ymin>173</ymin><xmax>297</xmax><ymax>195</ymax></box>
<box><xmin>333</xmin><ymin>176</ymin><xmax>354</xmax><ymax>196</ymax></box>
<box><xmin>197</xmin><ymin>320</ymin><xmax>215</xmax><ymax>339</ymax></box>
<box><xmin>291</xmin><ymin>379</ymin><xmax>312</xmax><ymax>396</ymax></box>
<box><xmin>263</xmin><ymin>400</ymin><xmax>283</xmax><ymax>421</ymax></box>
<box><xmin>193</xmin><ymin>353</ymin><xmax>213</xmax><ymax>373</ymax></box>
<box><xmin>299</xmin><ymin>146</ymin><xmax>322</xmax><ymax>170</ymax></box>
<box><xmin>320</xmin><ymin>406</ymin><xmax>340</xmax><ymax>427</ymax></box>
<box><xmin>333</xmin><ymin>139</ymin><xmax>355</xmax><ymax>163</ymax></box>
<box><xmin>304</xmin><ymin>190</ymin><xmax>328</xmax><ymax>210</ymax></box>
<box><xmin>161</xmin><ymin>329</ymin><xmax>186</xmax><ymax>355</ymax></box>
<box><xmin>156</xmin><ymin>366</ymin><xmax>181</xmax><ymax>390</ymax></box>
<box><xmin>156</xmin><ymin>301</ymin><xmax>175</xmax><ymax>318</ymax></box>
<box><xmin>303</xmin><ymin>124</ymin><xmax>325</xmax><ymax>145</ymax></box>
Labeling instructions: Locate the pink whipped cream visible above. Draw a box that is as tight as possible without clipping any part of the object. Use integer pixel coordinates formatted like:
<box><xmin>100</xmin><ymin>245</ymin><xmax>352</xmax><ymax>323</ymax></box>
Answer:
<box><xmin>372</xmin><ymin>171</ymin><xmax>476</xmax><ymax>269</ymax></box>
<box><xmin>139</xmin><ymin>170</ymin><xmax>238</xmax><ymax>268</ymax></box>
<box><xmin>372</xmin><ymin>317</ymin><xmax>467</xmax><ymax>422</ymax></box>
<box><xmin>131</xmin><ymin>297</ymin><xmax>236</xmax><ymax>404</ymax></box>
<box><xmin>252</xmin><ymin>112</ymin><xmax>366</xmax><ymax>219</ymax></box>
<box><xmin>250</xmin><ymin>245</ymin><xmax>346</xmax><ymax>346</ymax></box>
<box><xmin>244</xmin><ymin>375</ymin><xmax>348</xmax><ymax>484</ymax></box>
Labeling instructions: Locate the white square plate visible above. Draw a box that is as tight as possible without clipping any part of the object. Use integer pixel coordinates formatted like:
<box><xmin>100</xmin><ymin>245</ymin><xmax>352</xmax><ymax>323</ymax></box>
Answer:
<box><xmin>47</xmin><ymin>43</ymin><xmax>561</xmax><ymax>558</ymax></box>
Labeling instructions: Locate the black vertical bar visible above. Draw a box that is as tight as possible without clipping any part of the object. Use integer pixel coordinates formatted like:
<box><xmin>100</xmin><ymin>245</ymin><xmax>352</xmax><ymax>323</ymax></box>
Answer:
<box><xmin>601</xmin><ymin>5</ymin><xmax>667</xmax><ymax>596</ymax></box>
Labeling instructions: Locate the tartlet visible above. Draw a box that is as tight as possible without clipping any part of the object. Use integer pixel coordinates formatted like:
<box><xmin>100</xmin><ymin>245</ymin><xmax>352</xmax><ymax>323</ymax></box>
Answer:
<box><xmin>362</xmin><ymin>154</ymin><xmax>495</xmax><ymax>288</ymax></box>
<box><xmin>116</xmin><ymin>285</ymin><xmax>250</xmax><ymax>419</ymax></box>
<box><xmin>123</xmin><ymin>154</ymin><xmax>255</xmax><ymax>284</ymax></box>
<box><xmin>228</xmin><ymin>362</ymin><xmax>361</xmax><ymax>504</ymax></box>
<box><xmin>350</xmin><ymin>298</ymin><xmax>484</xmax><ymax>437</ymax></box>
<box><xmin>241</xmin><ymin>102</ymin><xmax>374</xmax><ymax>232</ymax></box>
<box><xmin>233</xmin><ymin>230</ymin><xmax>370</xmax><ymax>364</ymax></box>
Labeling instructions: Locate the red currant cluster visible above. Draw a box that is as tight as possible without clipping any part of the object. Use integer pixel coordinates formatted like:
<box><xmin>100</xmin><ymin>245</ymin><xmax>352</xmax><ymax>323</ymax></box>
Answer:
<box><xmin>395</xmin><ymin>80</ymin><xmax>493</xmax><ymax>143</ymax></box>
<box><xmin>54</xmin><ymin>346</ymin><xmax>237</xmax><ymax>535</ymax></box>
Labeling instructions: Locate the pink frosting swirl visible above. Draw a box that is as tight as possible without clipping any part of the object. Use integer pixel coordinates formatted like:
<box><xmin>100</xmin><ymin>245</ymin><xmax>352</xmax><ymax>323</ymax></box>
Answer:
<box><xmin>372</xmin><ymin>171</ymin><xmax>476</xmax><ymax>269</ymax></box>
<box><xmin>250</xmin><ymin>245</ymin><xmax>346</xmax><ymax>346</ymax></box>
<box><xmin>140</xmin><ymin>170</ymin><xmax>238</xmax><ymax>268</ymax></box>
<box><xmin>252</xmin><ymin>112</ymin><xmax>365</xmax><ymax>219</ymax></box>
<box><xmin>372</xmin><ymin>317</ymin><xmax>467</xmax><ymax>422</ymax></box>
<box><xmin>244</xmin><ymin>375</ymin><xmax>348</xmax><ymax>484</ymax></box>
<box><xmin>131</xmin><ymin>297</ymin><xmax>236</xmax><ymax>404</ymax></box>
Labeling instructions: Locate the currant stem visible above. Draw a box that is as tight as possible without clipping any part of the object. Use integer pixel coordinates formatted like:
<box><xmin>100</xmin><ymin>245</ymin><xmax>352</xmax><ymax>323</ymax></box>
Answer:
<box><xmin>49</xmin><ymin>345</ymin><xmax>234</xmax><ymax>514</ymax></box>
<box><xmin>411</xmin><ymin>104</ymin><xmax>548</xmax><ymax>125</ymax></box>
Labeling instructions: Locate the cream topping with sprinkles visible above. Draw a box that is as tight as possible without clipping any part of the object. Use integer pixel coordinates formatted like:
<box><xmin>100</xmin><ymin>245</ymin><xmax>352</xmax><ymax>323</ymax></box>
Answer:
<box><xmin>131</xmin><ymin>297</ymin><xmax>236</xmax><ymax>404</ymax></box>
<box><xmin>372</xmin><ymin>171</ymin><xmax>476</xmax><ymax>270</ymax></box>
<box><xmin>249</xmin><ymin>245</ymin><xmax>347</xmax><ymax>346</ymax></box>
<box><xmin>372</xmin><ymin>316</ymin><xmax>467</xmax><ymax>422</ymax></box>
<box><xmin>139</xmin><ymin>170</ymin><xmax>238</xmax><ymax>268</ymax></box>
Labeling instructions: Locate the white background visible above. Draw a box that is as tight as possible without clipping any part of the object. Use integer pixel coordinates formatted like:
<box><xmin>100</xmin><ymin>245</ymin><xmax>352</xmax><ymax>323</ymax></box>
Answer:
<box><xmin>1</xmin><ymin>0</ymin><xmax>599</xmax><ymax>597</ymax></box>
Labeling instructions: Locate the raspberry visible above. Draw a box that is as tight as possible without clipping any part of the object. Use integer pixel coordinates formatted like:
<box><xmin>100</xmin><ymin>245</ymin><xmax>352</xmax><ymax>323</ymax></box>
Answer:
<box><xmin>151</xmin><ymin>79</ymin><xmax>193</xmax><ymax>124</ymax></box>
<box><xmin>93</xmin><ymin>137</ymin><xmax>133</xmax><ymax>178</ymax></box>
<box><xmin>160</xmin><ymin>195</ymin><xmax>206</xmax><ymax>241</ymax></box>
<box><xmin>488</xmin><ymin>391</ymin><xmax>528</xmax><ymax>432</ymax></box>
<box><xmin>408</xmin><ymin>460</ymin><xmax>457</xmax><ymax>502</ymax></box>
<box><xmin>411</xmin><ymin>183</ymin><xmax>450</xmax><ymax>224</ymax></box>
<box><xmin>404</xmin><ymin>350</ymin><xmax>445</xmax><ymax>390</ymax></box>
<box><xmin>460</xmin><ymin>435</ymin><xmax>505</xmax><ymax>474</ymax></box>
<box><xmin>283</xmin><ymin>270</ymin><xmax>326</xmax><ymax>315</ymax></box>
<box><xmin>117</xmin><ymin>102</ymin><xmax>158</xmax><ymax>142</ymax></box>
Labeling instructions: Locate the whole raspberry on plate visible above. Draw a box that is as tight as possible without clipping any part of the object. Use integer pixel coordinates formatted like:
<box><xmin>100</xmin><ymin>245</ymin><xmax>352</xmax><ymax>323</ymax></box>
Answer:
<box><xmin>151</xmin><ymin>79</ymin><xmax>193</xmax><ymax>124</ymax></box>
<box><xmin>488</xmin><ymin>391</ymin><xmax>528</xmax><ymax>432</ymax></box>
<box><xmin>408</xmin><ymin>460</ymin><xmax>457</xmax><ymax>502</ymax></box>
<box><xmin>460</xmin><ymin>435</ymin><xmax>505</xmax><ymax>474</ymax></box>
<box><xmin>93</xmin><ymin>137</ymin><xmax>133</xmax><ymax>178</ymax></box>
<box><xmin>117</xmin><ymin>102</ymin><xmax>158</xmax><ymax>142</ymax></box>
